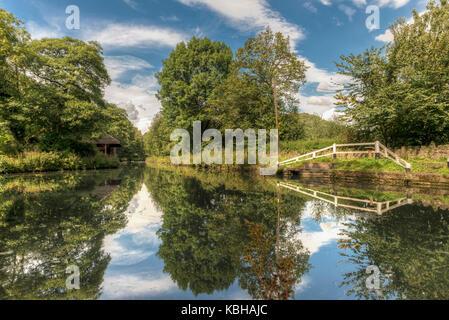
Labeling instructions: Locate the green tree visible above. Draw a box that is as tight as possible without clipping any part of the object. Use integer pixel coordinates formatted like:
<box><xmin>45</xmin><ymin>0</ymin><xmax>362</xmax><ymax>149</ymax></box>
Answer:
<box><xmin>235</xmin><ymin>27</ymin><xmax>308</xmax><ymax>147</ymax></box>
<box><xmin>103</xmin><ymin>105</ymin><xmax>146</xmax><ymax>160</ymax></box>
<box><xmin>143</xmin><ymin>112</ymin><xmax>167</xmax><ymax>156</ymax></box>
<box><xmin>0</xmin><ymin>9</ymin><xmax>30</xmax><ymax>145</ymax></box>
<box><xmin>25</xmin><ymin>37</ymin><xmax>111</xmax><ymax>153</ymax></box>
<box><xmin>155</xmin><ymin>37</ymin><xmax>233</xmax><ymax>147</ymax></box>
<box><xmin>336</xmin><ymin>0</ymin><xmax>449</xmax><ymax>147</ymax></box>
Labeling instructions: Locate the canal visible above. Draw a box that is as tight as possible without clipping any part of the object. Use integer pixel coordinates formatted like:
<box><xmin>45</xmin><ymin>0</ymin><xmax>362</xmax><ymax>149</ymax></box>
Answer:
<box><xmin>0</xmin><ymin>165</ymin><xmax>448</xmax><ymax>299</ymax></box>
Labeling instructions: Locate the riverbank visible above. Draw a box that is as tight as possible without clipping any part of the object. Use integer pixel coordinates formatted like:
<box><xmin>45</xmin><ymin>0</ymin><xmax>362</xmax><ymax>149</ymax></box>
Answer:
<box><xmin>279</xmin><ymin>157</ymin><xmax>449</xmax><ymax>175</ymax></box>
<box><xmin>146</xmin><ymin>155</ymin><xmax>449</xmax><ymax>188</ymax></box>
<box><xmin>145</xmin><ymin>156</ymin><xmax>261</xmax><ymax>173</ymax></box>
<box><xmin>0</xmin><ymin>151</ymin><xmax>120</xmax><ymax>174</ymax></box>
<box><xmin>283</xmin><ymin>161</ymin><xmax>449</xmax><ymax>188</ymax></box>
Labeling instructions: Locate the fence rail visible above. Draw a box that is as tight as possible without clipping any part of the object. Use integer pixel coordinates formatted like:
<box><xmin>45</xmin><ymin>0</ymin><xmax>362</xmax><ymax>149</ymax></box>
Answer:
<box><xmin>279</xmin><ymin>141</ymin><xmax>412</xmax><ymax>171</ymax></box>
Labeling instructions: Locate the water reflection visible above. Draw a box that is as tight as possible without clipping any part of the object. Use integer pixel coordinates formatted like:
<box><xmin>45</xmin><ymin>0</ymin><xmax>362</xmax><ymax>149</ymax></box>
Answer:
<box><xmin>146</xmin><ymin>168</ymin><xmax>310</xmax><ymax>299</ymax></box>
<box><xmin>0</xmin><ymin>167</ymin><xmax>144</xmax><ymax>299</ymax></box>
<box><xmin>0</xmin><ymin>166</ymin><xmax>449</xmax><ymax>300</ymax></box>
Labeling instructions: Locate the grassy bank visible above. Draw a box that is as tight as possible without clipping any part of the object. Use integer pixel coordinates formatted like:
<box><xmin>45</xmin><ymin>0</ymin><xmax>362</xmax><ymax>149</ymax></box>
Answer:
<box><xmin>0</xmin><ymin>151</ymin><xmax>120</xmax><ymax>174</ymax></box>
<box><xmin>146</xmin><ymin>155</ymin><xmax>260</xmax><ymax>172</ymax></box>
<box><xmin>282</xmin><ymin>157</ymin><xmax>449</xmax><ymax>176</ymax></box>
<box><xmin>146</xmin><ymin>154</ymin><xmax>449</xmax><ymax>177</ymax></box>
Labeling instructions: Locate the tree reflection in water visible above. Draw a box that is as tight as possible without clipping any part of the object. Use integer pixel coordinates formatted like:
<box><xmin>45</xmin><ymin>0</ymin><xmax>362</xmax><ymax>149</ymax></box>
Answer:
<box><xmin>147</xmin><ymin>167</ymin><xmax>310</xmax><ymax>299</ymax></box>
<box><xmin>3</xmin><ymin>165</ymin><xmax>448</xmax><ymax>300</ymax></box>
<box><xmin>338</xmin><ymin>204</ymin><xmax>449</xmax><ymax>300</ymax></box>
<box><xmin>0</xmin><ymin>166</ymin><xmax>145</xmax><ymax>299</ymax></box>
<box><xmin>243</xmin><ymin>220</ymin><xmax>310</xmax><ymax>300</ymax></box>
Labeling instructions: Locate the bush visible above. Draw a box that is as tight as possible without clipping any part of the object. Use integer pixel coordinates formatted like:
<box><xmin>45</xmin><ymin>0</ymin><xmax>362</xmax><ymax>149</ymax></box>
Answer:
<box><xmin>0</xmin><ymin>151</ymin><xmax>120</xmax><ymax>174</ymax></box>
<box><xmin>281</xmin><ymin>138</ymin><xmax>343</xmax><ymax>154</ymax></box>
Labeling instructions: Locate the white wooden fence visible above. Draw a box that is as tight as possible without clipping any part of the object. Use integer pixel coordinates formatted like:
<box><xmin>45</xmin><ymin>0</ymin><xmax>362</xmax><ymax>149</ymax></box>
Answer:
<box><xmin>279</xmin><ymin>141</ymin><xmax>412</xmax><ymax>171</ymax></box>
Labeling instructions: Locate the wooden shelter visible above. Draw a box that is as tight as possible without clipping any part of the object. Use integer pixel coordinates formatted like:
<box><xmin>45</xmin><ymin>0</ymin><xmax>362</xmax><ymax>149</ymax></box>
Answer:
<box><xmin>96</xmin><ymin>135</ymin><xmax>121</xmax><ymax>157</ymax></box>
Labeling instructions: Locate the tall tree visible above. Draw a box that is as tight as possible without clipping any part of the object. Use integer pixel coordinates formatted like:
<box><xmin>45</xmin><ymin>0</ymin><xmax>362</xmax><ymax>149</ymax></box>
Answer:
<box><xmin>0</xmin><ymin>9</ymin><xmax>30</xmax><ymax>144</ymax></box>
<box><xmin>155</xmin><ymin>37</ymin><xmax>233</xmax><ymax>144</ymax></box>
<box><xmin>235</xmin><ymin>27</ymin><xmax>308</xmax><ymax>154</ymax></box>
<box><xmin>336</xmin><ymin>0</ymin><xmax>449</xmax><ymax>147</ymax></box>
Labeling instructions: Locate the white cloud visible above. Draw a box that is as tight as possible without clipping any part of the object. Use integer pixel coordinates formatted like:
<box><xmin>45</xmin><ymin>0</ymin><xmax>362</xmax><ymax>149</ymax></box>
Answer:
<box><xmin>103</xmin><ymin>56</ymin><xmax>159</xmax><ymax>133</ymax></box>
<box><xmin>302</xmin><ymin>57</ymin><xmax>349</xmax><ymax>92</ymax></box>
<box><xmin>303</xmin><ymin>2</ymin><xmax>318</xmax><ymax>13</ymax></box>
<box><xmin>338</xmin><ymin>4</ymin><xmax>356</xmax><ymax>21</ymax></box>
<box><xmin>377</xmin><ymin>0</ymin><xmax>410</xmax><ymax>8</ymax></box>
<box><xmin>102</xmin><ymin>274</ymin><xmax>177</xmax><ymax>299</ymax></box>
<box><xmin>322</xmin><ymin>107</ymin><xmax>339</xmax><ymax>120</ymax></box>
<box><xmin>26</xmin><ymin>21</ymin><xmax>62</xmax><ymax>39</ymax></box>
<box><xmin>123</xmin><ymin>0</ymin><xmax>138</xmax><ymax>9</ymax></box>
<box><xmin>298</xmin><ymin>57</ymin><xmax>350</xmax><ymax>116</ymax></box>
<box><xmin>85</xmin><ymin>24</ymin><xmax>187</xmax><ymax>48</ymax></box>
<box><xmin>105</xmin><ymin>75</ymin><xmax>161</xmax><ymax>133</ymax></box>
<box><xmin>320</xmin><ymin>0</ymin><xmax>409</xmax><ymax>8</ymax></box>
<box><xmin>177</xmin><ymin>0</ymin><xmax>305</xmax><ymax>48</ymax></box>
<box><xmin>307</xmin><ymin>96</ymin><xmax>334</xmax><ymax>106</ymax></box>
<box><xmin>375</xmin><ymin>29</ymin><xmax>394</xmax><ymax>42</ymax></box>
<box><xmin>300</xmin><ymin>93</ymin><xmax>337</xmax><ymax>115</ymax></box>
<box><xmin>102</xmin><ymin>185</ymin><xmax>162</xmax><ymax>266</ymax></box>
<box><xmin>352</xmin><ymin>0</ymin><xmax>367</xmax><ymax>7</ymax></box>
<box><xmin>104</xmin><ymin>56</ymin><xmax>153</xmax><ymax>80</ymax></box>
<box><xmin>375</xmin><ymin>9</ymin><xmax>426</xmax><ymax>43</ymax></box>
<box><xmin>160</xmin><ymin>15</ymin><xmax>180</xmax><ymax>22</ymax></box>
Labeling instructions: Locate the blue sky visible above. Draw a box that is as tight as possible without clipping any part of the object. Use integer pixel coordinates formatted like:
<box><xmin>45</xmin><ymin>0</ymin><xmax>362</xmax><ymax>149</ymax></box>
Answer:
<box><xmin>0</xmin><ymin>0</ymin><xmax>430</xmax><ymax>132</ymax></box>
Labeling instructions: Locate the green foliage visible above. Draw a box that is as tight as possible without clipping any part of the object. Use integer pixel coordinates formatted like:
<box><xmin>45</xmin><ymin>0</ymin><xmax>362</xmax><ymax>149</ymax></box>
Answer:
<box><xmin>339</xmin><ymin>204</ymin><xmax>449</xmax><ymax>300</ymax></box>
<box><xmin>0</xmin><ymin>9</ymin><xmax>145</xmax><ymax>164</ymax></box>
<box><xmin>0</xmin><ymin>166</ymin><xmax>144</xmax><ymax>299</ymax></box>
<box><xmin>143</xmin><ymin>112</ymin><xmax>166</xmax><ymax>157</ymax></box>
<box><xmin>102</xmin><ymin>105</ymin><xmax>146</xmax><ymax>160</ymax></box>
<box><xmin>0</xmin><ymin>151</ymin><xmax>119</xmax><ymax>174</ymax></box>
<box><xmin>280</xmin><ymin>137</ymin><xmax>342</xmax><ymax>155</ymax></box>
<box><xmin>155</xmin><ymin>37</ymin><xmax>233</xmax><ymax>144</ymax></box>
<box><xmin>298</xmin><ymin>113</ymin><xmax>347</xmax><ymax>140</ymax></box>
<box><xmin>144</xmin><ymin>167</ymin><xmax>310</xmax><ymax>297</ymax></box>
<box><xmin>145</xmin><ymin>29</ymin><xmax>309</xmax><ymax>157</ymax></box>
<box><xmin>235</xmin><ymin>27</ymin><xmax>307</xmax><ymax>110</ymax></box>
<box><xmin>336</xmin><ymin>0</ymin><xmax>449</xmax><ymax>147</ymax></box>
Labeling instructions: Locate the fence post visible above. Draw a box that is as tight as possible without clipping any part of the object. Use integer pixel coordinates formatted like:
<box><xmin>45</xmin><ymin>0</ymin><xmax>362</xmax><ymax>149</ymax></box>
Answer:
<box><xmin>406</xmin><ymin>162</ymin><xmax>411</xmax><ymax>173</ymax></box>
<box><xmin>313</xmin><ymin>152</ymin><xmax>316</xmax><ymax>160</ymax></box>
<box><xmin>447</xmin><ymin>158</ymin><xmax>449</xmax><ymax>169</ymax></box>
<box><xmin>375</xmin><ymin>141</ymin><xmax>380</xmax><ymax>159</ymax></box>
<box><xmin>333</xmin><ymin>143</ymin><xmax>337</xmax><ymax>159</ymax></box>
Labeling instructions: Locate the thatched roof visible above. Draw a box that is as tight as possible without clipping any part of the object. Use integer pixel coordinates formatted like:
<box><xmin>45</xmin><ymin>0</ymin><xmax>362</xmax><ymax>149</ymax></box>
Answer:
<box><xmin>96</xmin><ymin>135</ymin><xmax>121</xmax><ymax>146</ymax></box>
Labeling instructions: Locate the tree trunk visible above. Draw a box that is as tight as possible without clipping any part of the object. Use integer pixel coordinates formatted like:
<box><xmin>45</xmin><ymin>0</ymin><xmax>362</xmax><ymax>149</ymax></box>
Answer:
<box><xmin>273</xmin><ymin>78</ymin><xmax>280</xmax><ymax>165</ymax></box>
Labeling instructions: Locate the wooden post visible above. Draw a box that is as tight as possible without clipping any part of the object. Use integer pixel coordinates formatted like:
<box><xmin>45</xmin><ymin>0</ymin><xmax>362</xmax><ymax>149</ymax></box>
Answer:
<box><xmin>333</xmin><ymin>143</ymin><xmax>337</xmax><ymax>159</ymax></box>
<box><xmin>104</xmin><ymin>144</ymin><xmax>107</xmax><ymax>155</ymax></box>
<box><xmin>313</xmin><ymin>152</ymin><xmax>316</xmax><ymax>159</ymax></box>
<box><xmin>375</xmin><ymin>141</ymin><xmax>380</xmax><ymax>159</ymax></box>
<box><xmin>447</xmin><ymin>158</ymin><xmax>449</xmax><ymax>169</ymax></box>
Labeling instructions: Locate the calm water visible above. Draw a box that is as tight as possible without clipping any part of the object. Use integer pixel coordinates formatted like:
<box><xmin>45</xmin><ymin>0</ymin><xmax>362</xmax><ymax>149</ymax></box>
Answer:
<box><xmin>1</xmin><ymin>165</ymin><xmax>448</xmax><ymax>300</ymax></box>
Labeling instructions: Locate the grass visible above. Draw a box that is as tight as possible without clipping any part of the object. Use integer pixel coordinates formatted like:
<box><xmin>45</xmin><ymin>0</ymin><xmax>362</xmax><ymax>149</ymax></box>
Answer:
<box><xmin>146</xmin><ymin>137</ymin><xmax>449</xmax><ymax>176</ymax></box>
<box><xmin>0</xmin><ymin>151</ymin><xmax>120</xmax><ymax>174</ymax></box>
<box><xmin>282</xmin><ymin>156</ymin><xmax>449</xmax><ymax>175</ymax></box>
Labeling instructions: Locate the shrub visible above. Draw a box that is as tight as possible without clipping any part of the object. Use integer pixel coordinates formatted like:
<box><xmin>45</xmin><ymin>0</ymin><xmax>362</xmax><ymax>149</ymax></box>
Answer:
<box><xmin>0</xmin><ymin>152</ymin><xmax>119</xmax><ymax>174</ymax></box>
